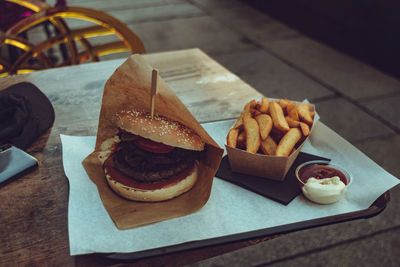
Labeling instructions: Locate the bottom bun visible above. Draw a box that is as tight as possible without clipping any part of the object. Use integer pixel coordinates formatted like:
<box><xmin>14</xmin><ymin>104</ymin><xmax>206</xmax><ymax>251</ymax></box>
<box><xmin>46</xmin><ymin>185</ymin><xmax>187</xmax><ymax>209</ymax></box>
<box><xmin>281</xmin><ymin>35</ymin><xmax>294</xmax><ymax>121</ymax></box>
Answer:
<box><xmin>105</xmin><ymin>162</ymin><xmax>198</xmax><ymax>202</ymax></box>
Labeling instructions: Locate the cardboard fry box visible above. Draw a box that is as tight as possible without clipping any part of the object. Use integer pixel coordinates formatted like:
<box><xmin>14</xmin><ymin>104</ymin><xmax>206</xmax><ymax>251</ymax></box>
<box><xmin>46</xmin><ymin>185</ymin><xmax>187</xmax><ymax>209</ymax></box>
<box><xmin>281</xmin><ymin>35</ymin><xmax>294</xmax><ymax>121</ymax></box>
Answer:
<box><xmin>226</xmin><ymin>101</ymin><xmax>317</xmax><ymax>181</ymax></box>
<box><xmin>82</xmin><ymin>55</ymin><xmax>223</xmax><ymax>230</ymax></box>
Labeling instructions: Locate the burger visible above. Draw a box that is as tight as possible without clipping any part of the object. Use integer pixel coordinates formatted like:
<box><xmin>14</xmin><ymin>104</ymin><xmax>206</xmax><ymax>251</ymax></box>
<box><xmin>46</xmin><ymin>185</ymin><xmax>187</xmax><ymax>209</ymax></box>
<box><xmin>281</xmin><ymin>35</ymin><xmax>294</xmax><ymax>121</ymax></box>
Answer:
<box><xmin>99</xmin><ymin>110</ymin><xmax>205</xmax><ymax>202</ymax></box>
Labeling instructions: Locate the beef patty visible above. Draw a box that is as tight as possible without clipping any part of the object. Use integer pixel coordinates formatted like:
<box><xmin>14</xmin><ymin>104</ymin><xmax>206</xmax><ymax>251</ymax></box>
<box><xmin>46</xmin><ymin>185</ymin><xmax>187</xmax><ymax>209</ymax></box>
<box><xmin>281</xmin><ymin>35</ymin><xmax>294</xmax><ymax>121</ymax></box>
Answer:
<box><xmin>113</xmin><ymin>140</ymin><xmax>203</xmax><ymax>183</ymax></box>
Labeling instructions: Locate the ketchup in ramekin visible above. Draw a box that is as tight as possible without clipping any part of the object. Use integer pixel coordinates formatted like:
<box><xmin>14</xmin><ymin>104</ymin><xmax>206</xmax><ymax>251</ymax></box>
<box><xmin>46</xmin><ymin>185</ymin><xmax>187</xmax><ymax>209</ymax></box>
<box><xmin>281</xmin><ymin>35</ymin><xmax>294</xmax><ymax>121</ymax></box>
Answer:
<box><xmin>299</xmin><ymin>164</ymin><xmax>348</xmax><ymax>185</ymax></box>
<box><xmin>295</xmin><ymin>160</ymin><xmax>352</xmax><ymax>204</ymax></box>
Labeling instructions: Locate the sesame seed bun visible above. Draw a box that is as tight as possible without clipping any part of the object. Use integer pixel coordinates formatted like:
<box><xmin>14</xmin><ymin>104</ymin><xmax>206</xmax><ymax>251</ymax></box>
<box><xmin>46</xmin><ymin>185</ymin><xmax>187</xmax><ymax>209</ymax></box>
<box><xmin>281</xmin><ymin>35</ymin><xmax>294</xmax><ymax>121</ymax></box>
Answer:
<box><xmin>114</xmin><ymin>110</ymin><xmax>205</xmax><ymax>151</ymax></box>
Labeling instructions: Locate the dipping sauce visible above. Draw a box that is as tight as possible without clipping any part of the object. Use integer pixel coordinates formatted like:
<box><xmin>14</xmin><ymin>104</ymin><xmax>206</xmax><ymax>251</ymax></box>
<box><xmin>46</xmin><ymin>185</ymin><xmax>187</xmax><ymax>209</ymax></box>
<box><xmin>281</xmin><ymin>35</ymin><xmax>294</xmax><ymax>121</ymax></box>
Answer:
<box><xmin>302</xmin><ymin>177</ymin><xmax>346</xmax><ymax>204</ymax></box>
<box><xmin>295</xmin><ymin>161</ymin><xmax>352</xmax><ymax>204</ymax></box>
<box><xmin>299</xmin><ymin>165</ymin><xmax>347</xmax><ymax>185</ymax></box>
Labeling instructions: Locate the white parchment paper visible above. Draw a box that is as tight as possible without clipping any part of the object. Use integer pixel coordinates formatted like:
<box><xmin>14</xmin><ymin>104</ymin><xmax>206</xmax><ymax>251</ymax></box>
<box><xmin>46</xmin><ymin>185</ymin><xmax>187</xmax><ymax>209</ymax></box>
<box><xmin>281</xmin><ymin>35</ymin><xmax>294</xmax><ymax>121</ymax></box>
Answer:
<box><xmin>61</xmin><ymin>120</ymin><xmax>399</xmax><ymax>255</ymax></box>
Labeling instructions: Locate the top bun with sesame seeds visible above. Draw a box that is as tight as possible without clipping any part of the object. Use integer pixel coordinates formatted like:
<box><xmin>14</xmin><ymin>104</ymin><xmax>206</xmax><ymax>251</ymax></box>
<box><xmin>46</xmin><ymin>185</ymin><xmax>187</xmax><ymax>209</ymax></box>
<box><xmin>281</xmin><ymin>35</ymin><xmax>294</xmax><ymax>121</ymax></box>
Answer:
<box><xmin>114</xmin><ymin>110</ymin><xmax>205</xmax><ymax>151</ymax></box>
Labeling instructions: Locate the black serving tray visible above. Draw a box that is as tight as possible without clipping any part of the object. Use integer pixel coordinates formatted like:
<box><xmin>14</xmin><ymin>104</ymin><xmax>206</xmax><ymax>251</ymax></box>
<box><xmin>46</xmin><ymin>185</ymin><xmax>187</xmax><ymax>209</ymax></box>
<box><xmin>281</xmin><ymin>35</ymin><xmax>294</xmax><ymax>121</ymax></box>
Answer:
<box><xmin>99</xmin><ymin>190</ymin><xmax>390</xmax><ymax>263</ymax></box>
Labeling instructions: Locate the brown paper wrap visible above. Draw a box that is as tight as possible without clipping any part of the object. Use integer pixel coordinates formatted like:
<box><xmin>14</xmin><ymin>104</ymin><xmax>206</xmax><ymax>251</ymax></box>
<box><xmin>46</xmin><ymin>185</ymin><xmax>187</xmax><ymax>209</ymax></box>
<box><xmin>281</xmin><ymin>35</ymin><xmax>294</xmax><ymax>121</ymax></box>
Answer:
<box><xmin>226</xmin><ymin>102</ymin><xmax>316</xmax><ymax>181</ymax></box>
<box><xmin>82</xmin><ymin>55</ymin><xmax>223</xmax><ymax>230</ymax></box>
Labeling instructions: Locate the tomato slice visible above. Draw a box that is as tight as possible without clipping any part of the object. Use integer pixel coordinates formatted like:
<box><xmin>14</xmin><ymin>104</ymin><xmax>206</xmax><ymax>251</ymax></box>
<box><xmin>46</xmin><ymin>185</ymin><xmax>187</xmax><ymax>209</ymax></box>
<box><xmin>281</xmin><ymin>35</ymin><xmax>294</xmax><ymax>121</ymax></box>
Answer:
<box><xmin>134</xmin><ymin>137</ymin><xmax>174</xmax><ymax>154</ymax></box>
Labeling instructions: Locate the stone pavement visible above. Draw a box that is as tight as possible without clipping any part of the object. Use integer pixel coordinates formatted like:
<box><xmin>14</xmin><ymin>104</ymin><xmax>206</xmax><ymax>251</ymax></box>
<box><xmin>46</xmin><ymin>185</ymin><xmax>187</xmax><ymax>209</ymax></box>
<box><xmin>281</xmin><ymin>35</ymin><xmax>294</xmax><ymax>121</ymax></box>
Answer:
<box><xmin>63</xmin><ymin>0</ymin><xmax>400</xmax><ymax>265</ymax></box>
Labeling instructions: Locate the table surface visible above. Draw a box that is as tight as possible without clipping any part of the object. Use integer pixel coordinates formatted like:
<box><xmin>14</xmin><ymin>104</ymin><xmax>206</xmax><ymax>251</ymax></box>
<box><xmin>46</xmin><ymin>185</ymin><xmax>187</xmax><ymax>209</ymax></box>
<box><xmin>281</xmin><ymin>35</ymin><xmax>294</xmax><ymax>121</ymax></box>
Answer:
<box><xmin>0</xmin><ymin>48</ymin><xmax>272</xmax><ymax>266</ymax></box>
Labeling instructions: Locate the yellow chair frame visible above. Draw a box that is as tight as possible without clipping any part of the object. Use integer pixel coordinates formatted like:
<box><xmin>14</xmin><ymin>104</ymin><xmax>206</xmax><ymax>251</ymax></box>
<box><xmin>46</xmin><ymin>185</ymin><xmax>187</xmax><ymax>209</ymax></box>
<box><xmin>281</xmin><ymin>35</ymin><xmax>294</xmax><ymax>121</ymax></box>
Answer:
<box><xmin>2</xmin><ymin>5</ymin><xmax>145</xmax><ymax>74</ymax></box>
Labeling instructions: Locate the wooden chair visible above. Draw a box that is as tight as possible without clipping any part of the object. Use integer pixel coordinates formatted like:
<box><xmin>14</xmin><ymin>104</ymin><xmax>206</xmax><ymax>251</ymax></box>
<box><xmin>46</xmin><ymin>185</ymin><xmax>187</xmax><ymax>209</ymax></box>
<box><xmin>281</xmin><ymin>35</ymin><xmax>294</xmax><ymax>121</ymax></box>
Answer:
<box><xmin>1</xmin><ymin>5</ymin><xmax>145</xmax><ymax>75</ymax></box>
<box><xmin>0</xmin><ymin>0</ymin><xmax>52</xmax><ymax>71</ymax></box>
<box><xmin>0</xmin><ymin>31</ymin><xmax>53</xmax><ymax>75</ymax></box>
<box><xmin>2</xmin><ymin>0</ymin><xmax>50</xmax><ymax>14</ymax></box>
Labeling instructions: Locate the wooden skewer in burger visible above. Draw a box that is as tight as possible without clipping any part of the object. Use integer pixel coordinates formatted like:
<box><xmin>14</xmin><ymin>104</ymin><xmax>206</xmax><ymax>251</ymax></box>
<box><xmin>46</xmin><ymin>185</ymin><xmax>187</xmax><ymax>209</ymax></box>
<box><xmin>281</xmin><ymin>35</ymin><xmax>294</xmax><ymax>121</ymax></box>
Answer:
<box><xmin>100</xmin><ymin>69</ymin><xmax>205</xmax><ymax>202</ymax></box>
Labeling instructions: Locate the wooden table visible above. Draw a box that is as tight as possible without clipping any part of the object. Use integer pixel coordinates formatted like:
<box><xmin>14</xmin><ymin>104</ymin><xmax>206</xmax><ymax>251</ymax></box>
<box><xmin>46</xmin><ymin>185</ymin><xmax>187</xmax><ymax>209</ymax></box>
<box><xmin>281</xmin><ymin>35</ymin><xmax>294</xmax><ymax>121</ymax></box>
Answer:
<box><xmin>0</xmin><ymin>48</ymin><xmax>269</xmax><ymax>266</ymax></box>
<box><xmin>0</xmin><ymin>48</ymin><xmax>391</xmax><ymax>266</ymax></box>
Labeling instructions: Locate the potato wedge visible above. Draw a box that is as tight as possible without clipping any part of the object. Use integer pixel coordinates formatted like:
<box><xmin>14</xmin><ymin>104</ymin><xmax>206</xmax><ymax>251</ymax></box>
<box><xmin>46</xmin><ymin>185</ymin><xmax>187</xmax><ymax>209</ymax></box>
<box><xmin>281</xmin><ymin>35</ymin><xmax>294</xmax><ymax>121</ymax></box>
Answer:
<box><xmin>270</xmin><ymin>102</ymin><xmax>290</xmax><ymax>132</ymax></box>
<box><xmin>260</xmin><ymin>136</ymin><xmax>277</xmax><ymax>155</ymax></box>
<box><xmin>227</xmin><ymin>128</ymin><xmax>239</xmax><ymax>148</ymax></box>
<box><xmin>234</xmin><ymin>100</ymin><xmax>257</xmax><ymax>129</ymax></box>
<box><xmin>285</xmin><ymin>116</ymin><xmax>300</xmax><ymax>128</ymax></box>
<box><xmin>287</xmin><ymin>102</ymin><xmax>299</xmax><ymax>121</ymax></box>
<box><xmin>278</xmin><ymin>99</ymin><xmax>291</xmax><ymax>110</ymax></box>
<box><xmin>257</xmin><ymin>97</ymin><xmax>270</xmax><ymax>113</ymax></box>
<box><xmin>276</xmin><ymin>128</ymin><xmax>302</xmax><ymax>156</ymax></box>
<box><xmin>297</xmin><ymin>103</ymin><xmax>313</xmax><ymax>125</ymax></box>
<box><xmin>243</xmin><ymin>115</ymin><xmax>260</xmax><ymax>153</ymax></box>
<box><xmin>299</xmin><ymin>122</ymin><xmax>310</xmax><ymax>137</ymax></box>
<box><xmin>255</xmin><ymin>114</ymin><xmax>273</xmax><ymax>140</ymax></box>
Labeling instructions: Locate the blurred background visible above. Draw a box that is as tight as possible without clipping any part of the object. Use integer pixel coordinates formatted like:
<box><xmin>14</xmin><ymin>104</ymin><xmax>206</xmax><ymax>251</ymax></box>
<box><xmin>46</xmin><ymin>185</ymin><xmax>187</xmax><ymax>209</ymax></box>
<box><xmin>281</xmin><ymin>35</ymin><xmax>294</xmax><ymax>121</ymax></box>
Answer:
<box><xmin>245</xmin><ymin>0</ymin><xmax>400</xmax><ymax>79</ymax></box>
